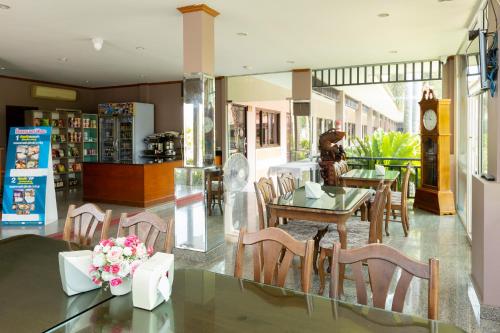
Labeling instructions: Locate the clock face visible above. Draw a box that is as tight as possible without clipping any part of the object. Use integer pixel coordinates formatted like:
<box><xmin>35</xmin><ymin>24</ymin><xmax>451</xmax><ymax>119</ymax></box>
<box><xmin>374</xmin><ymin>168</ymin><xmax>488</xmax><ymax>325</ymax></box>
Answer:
<box><xmin>204</xmin><ymin>117</ymin><xmax>214</xmax><ymax>133</ymax></box>
<box><xmin>423</xmin><ymin>109</ymin><xmax>437</xmax><ymax>131</ymax></box>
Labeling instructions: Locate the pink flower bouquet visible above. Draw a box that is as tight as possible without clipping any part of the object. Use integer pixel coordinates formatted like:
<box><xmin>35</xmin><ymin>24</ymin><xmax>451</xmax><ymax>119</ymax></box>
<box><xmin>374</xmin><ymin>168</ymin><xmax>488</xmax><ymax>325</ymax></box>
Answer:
<box><xmin>90</xmin><ymin>235</ymin><xmax>153</xmax><ymax>288</ymax></box>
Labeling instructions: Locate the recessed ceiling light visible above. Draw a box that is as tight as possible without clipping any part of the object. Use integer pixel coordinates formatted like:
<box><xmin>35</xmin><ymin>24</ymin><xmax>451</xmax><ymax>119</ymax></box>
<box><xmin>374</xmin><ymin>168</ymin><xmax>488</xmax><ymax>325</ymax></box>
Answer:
<box><xmin>57</xmin><ymin>57</ymin><xmax>68</xmax><ymax>62</ymax></box>
<box><xmin>0</xmin><ymin>3</ymin><xmax>10</xmax><ymax>10</ymax></box>
<box><xmin>85</xmin><ymin>80</ymin><xmax>89</xmax><ymax>83</ymax></box>
<box><xmin>236</xmin><ymin>32</ymin><xmax>248</xmax><ymax>37</ymax></box>
<box><xmin>92</xmin><ymin>37</ymin><xmax>104</xmax><ymax>51</ymax></box>
<box><xmin>0</xmin><ymin>66</ymin><xmax>6</xmax><ymax>70</ymax></box>
<box><xmin>286</xmin><ymin>60</ymin><xmax>295</xmax><ymax>64</ymax></box>
<box><xmin>136</xmin><ymin>46</ymin><xmax>145</xmax><ymax>51</ymax></box>
<box><xmin>377</xmin><ymin>13</ymin><xmax>389</xmax><ymax>18</ymax></box>
<box><xmin>389</xmin><ymin>50</ymin><xmax>398</xmax><ymax>54</ymax></box>
<box><xmin>242</xmin><ymin>65</ymin><xmax>252</xmax><ymax>70</ymax></box>
<box><xmin>438</xmin><ymin>0</ymin><xmax>453</xmax><ymax>2</ymax></box>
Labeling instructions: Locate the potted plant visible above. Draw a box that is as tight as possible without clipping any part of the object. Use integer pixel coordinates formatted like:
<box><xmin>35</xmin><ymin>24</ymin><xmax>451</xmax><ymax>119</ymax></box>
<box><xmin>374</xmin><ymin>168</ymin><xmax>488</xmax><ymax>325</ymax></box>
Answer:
<box><xmin>90</xmin><ymin>235</ymin><xmax>153</xmax><ymax>296</ymax></box>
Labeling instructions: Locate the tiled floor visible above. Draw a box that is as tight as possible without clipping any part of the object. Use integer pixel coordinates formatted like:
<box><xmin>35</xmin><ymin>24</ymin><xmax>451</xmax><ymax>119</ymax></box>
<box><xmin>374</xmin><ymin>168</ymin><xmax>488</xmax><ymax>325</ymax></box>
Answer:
<box><xmin>1</xmin><ymin>189</ymin><xmax>499</xmax><ymax>332</ymax></box>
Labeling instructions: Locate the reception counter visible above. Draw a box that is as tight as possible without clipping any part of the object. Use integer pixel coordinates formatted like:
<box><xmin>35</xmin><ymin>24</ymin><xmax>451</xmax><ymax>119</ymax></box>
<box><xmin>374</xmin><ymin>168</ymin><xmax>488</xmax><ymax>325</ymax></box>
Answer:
<box><xmin>83</xmin><ymin>160</ymin><xmax>183</xmax><ymax>207</ymax></box>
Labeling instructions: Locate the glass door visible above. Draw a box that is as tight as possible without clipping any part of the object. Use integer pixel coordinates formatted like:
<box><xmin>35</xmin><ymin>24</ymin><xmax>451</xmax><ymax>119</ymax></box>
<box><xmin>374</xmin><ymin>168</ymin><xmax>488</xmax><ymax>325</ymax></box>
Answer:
<box><xmin>118</xmin><ymin>115</ymin><xmax>133</xmax><ymax>163</ymax></box>
<box><xmin>227</xmin><ymin>104</ymin><xmax>247</xmax><ymax>157</ymax></box>
<box><xmin>99</xmin><ymin>116</ymin><xmax>117</xmax><ymax>162</ymax></box>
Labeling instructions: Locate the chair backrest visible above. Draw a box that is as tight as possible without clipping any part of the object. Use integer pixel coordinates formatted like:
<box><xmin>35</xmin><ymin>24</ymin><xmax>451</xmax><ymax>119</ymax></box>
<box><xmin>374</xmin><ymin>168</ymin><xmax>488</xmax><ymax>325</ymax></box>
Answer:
<box><xmin>369</xmin><ymin>186</ymin><xmax>388</xmax><ymax>244</ymax></box>
<box><xmin>118</xmin><ymin>211</ymin><xmax>174</xmax><ymax>253</ymax></box>
<box><xmin>63</xmin><ymin>203</ymin><xmax>112</xmax><ymax>246</ymax></box>
<box><xmin>330</xmin><ymin>243</ymin><xmax>439</xmax><ymax>320</ymax></box>
<box><xmin>400</xmin><ymin>163</ymin><xmax>412</xmax><ymax>204</ymax></box>
<box><xmin>254</xmin><ymin>177</ymin><xmax>277</xmax><ymax>230</ymax></box>
<box><xmin>277</xmin><ymin>173</ymin><xmax>296</xmax><ymax>196</ymax></box>
<box><xmin>234</xmin><ymin>227</ymin><xmax>315</xmax><ymax>292</ymax></box>
<box><xmin>339</xmin><ymin>160</ymin><xmax>349</xmax><ymax>174</ymax></box>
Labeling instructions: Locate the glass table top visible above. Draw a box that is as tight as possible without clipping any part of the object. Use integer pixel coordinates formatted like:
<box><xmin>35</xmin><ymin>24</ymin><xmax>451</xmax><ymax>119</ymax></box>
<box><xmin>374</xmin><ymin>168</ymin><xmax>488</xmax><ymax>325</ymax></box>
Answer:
<box><xmin>341</xmin><ymin>168</ymin><xmax>400</xmax><ymax>181</ymax></box>
<box><xmin>271</xmin><ymin>186</ymin><xmax>372</xmax><ymax>212</ymax></box>
<box><xmin>48</xmin><ymin>269</ymin><xmax>464</xmax><ymax>333</ymax></box>
<box><xmin>0</xmin><ymin>234</ymin><xmax>112</xmax><ymax>333</ymax></box>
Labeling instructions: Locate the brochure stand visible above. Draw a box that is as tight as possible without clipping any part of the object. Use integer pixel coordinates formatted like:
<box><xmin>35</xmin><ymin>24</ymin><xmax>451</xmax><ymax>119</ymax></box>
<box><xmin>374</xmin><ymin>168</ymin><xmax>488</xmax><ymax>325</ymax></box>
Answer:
<box><xmin>1</xmin><ymin>127</ymin><xmax>58</xmax><ymax>225</ymax></box>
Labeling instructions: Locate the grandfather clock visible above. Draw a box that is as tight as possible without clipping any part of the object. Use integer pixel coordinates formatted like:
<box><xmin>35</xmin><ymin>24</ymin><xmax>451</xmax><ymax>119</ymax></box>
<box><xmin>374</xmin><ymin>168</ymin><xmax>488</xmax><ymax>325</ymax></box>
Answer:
<box><xmin>414</xmin><ymin>89</ymin><xmax>455</xmax><ymax>215</ymax></box>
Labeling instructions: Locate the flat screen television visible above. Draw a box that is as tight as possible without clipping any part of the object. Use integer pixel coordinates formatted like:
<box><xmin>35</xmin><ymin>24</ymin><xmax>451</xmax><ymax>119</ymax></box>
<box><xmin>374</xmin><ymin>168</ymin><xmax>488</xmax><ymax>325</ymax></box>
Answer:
<box><xmin>466</xmin><ymin>29</ymin><xmax>489</xmax><ymax>96</ymax></box>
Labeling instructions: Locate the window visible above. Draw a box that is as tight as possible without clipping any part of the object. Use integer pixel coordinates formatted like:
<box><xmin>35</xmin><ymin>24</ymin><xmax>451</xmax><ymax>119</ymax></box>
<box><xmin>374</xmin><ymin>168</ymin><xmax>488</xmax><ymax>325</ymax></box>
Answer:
<box><xmin>362</xmin><ymin>125</ymin><xmax>368</xmax><ymax>139</ymax></box>
<box><xmin>345</xmin><ymin>122</ymin><xmax>356</xmax><ymax>146</ymax></box>
<box><xmin>256</xmin><ymin>109</ymin><xmax>280</xmax><ymax>147</ymax></box>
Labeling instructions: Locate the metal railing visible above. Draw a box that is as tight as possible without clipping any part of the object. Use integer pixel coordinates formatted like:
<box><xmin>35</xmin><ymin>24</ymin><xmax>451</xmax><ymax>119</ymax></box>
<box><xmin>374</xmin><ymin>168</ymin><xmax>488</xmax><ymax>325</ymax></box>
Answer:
<box><xmin>346</xmin><ymin>156</ymin><xmax>421</xmax><ymax>198</ymax></box>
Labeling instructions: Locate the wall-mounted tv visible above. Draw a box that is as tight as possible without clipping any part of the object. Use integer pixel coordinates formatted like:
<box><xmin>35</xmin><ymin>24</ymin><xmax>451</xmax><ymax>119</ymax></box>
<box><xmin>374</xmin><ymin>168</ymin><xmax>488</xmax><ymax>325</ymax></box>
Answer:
<box><xmin>466</xmin><ymin>29</ymin><xmax>489</xmax><ymax>97</ymax></box>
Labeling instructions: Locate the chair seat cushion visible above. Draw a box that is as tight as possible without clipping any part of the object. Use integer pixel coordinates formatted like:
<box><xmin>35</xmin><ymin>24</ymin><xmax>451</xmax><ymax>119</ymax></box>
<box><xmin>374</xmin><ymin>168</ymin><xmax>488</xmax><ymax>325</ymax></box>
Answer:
<box><xmin>278</xmin><ymin>223</ymin><xmax>320</xmax><ymax>241</ymax></box>
<box><xmin>319</xmin><ymin>219</ymin><xmax>370</xmax><ymax>249</ymax></box>
<box><xmin>288</xmin><ymin>220</ymin><xmax>329</xmax><ymax>231</ymax></box>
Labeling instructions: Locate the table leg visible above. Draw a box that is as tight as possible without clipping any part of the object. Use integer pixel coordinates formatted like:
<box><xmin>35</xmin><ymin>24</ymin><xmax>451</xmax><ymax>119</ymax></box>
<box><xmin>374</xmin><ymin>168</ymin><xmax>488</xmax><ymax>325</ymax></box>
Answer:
<box><xmin>385</xmin><ymin>186</ymin><xmax>391</xmax><ymax>236</ymax></box>
<box><xmin>336</xmin><ymin>221</ymin><xmax>347</xmax><ymax>296</ymax></box>
<box><xmin>269</xmin><ymin>210</ymin><xmax>279</xmax><ymax>228</ymax></box>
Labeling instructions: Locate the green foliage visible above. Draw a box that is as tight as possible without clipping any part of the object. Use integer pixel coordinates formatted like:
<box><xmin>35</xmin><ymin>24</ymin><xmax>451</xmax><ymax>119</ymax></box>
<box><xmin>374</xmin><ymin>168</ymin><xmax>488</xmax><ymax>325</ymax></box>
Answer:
<box><xmin>346</xmin><ymin>129</ymin><xmax>420</xmax><ymax>168</ymax></box>
<box><xmin>300</xmin><ymin>139</ymin><xmax>310</xmax><ymax>150</ymax></box>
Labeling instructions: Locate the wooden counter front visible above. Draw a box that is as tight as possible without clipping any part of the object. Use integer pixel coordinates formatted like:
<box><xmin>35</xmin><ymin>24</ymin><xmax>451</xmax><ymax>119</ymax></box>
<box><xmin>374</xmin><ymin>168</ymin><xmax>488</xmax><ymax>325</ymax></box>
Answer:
<box><xmin>83</xmin><ymin>160</ymin><xmax>183</xmax><ymax>207</ymax></box>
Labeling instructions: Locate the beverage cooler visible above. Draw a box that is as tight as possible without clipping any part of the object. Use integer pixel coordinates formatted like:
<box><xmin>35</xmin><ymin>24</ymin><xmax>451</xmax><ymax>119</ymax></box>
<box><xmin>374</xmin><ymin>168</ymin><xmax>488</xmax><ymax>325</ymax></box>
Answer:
<box><xmin>98</xmin><ymin>102</ymin><xmax>154</xmax><ymax>164</ymax></box>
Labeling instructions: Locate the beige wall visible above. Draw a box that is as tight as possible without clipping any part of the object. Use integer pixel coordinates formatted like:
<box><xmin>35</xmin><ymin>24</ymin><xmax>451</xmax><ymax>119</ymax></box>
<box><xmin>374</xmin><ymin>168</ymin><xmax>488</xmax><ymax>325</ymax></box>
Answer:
<box><xmin>0</xmin><ymin>76</ymin><xmax>95</xmax><ymax>148</ymax></box>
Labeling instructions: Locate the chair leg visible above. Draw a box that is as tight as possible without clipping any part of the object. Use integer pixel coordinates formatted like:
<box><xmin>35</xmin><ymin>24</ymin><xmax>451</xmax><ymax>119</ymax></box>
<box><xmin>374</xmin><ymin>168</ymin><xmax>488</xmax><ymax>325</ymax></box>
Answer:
<box><xmin>318</xmin><ymin>248</ymin><xmax>327</xmax><ymax>295</ymax></box>
<box><xmin>405</xmin><ymin>206</ymin><xmax>410</xmax><ymax>231</ymax></box>
<box><xmin>313</xmin><ymin>238</ymin><xmax>320</xmax><ymax>274</ymax></box>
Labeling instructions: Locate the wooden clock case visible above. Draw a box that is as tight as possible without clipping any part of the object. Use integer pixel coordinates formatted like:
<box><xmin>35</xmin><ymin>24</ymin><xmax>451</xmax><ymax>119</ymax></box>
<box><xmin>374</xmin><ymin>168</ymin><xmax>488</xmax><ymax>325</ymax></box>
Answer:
<box><xmin>414</xmin><ymin>89</ymin><xmax>456</xmax><ymax>215</ymax></box>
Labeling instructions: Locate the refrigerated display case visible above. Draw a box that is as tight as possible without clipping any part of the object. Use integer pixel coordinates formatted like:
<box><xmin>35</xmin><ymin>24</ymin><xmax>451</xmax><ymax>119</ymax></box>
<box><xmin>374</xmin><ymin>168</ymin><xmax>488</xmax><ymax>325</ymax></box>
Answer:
<box><xmin>98</xmin><ymin>102</ymin><xmax>154</xmax><ymax>164</ymax></box>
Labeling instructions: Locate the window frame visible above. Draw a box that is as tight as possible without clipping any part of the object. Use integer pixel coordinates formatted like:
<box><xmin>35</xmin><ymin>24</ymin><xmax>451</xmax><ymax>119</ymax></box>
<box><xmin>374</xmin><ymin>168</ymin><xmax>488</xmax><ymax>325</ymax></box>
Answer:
<box><xmin>256</xmin><ymin>109</ymin><xmax>281</xmax><ymax>148</ymax></box>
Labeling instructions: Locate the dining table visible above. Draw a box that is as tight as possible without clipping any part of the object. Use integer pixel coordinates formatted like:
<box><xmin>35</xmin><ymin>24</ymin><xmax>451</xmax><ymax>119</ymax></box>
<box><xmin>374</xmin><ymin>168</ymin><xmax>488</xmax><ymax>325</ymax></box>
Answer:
<box><xmin>0</xmin><ymin>234</ymin><xmax>112</xmax><ymax>333</ymax></box>
<box><xmin>340</xmin><ymin>168</ymin><xmax>400</xmax><ymax>239</ymax></box>
<box><xmin>47</xmin><ymin>268</ymin><xmax>465</xmax><ymax>332</ymax></box>
<box><xmin>0</xmin><ymin>234</ymin><xmax>465</xmax><ymax>332</ymax></box>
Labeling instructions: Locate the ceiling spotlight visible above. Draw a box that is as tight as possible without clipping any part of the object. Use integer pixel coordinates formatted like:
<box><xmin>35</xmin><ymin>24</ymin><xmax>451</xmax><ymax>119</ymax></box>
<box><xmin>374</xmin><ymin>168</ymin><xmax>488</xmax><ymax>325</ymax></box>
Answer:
<box><xmin>92</xmin><ymin>37</ymin><xmax>104</xmax><ymax>51</ymax></box>
<box><xmin>438</xmin><ymin>0</ymin><xmax>453</xmax><ymax>2</ymax></box>
<box><xmin>0</xmin><ymin>66</ymin><xmax>5</xmax><ymax>70</ymax></box>
<box><xmin>136</xmin><ymin>46</ymin><xmax>145</xmax><ymax>51</ymax></box>
<box><xmin>57</xmin><ymin>57</ymin><xmax>68</xmax><ymax>62</ymax></box>
<box><xmin>389</xmin><ymin>50</ymin><xmax>398</xmax><ymax>54</ymax></box>
<box><xmin>85</xmin><ymin>80</ymin><xmax>89</xmax><ymax>83</ymax></box>
<box><xmin>377</xmin><ymin>13</ymin><xmax>389</xmax><ymax>18</ymax></box>
<box><xmin>0</xmin><ymin>3</ymin><xmax>10</xmax><ymax>10</ymax></box>
<box><xmin>236</xmin><ymin>32</ymin><xmax>248</xmax><ymax>37</ymax></box>
<box><xmin>286</xmin><ymin>60</ymin><xmax>295</xmax><ymax>64</ymax></box>
<box><xmin>242</xmin><ymin>65</ymin><xmax>252</xmax><ymax>70</ymax></box>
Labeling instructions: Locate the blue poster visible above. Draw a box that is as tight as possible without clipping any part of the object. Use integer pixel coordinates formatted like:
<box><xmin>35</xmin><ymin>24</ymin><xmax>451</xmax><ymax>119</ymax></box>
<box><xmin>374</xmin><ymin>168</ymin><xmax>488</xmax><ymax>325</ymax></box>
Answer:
<box><xmin>2</xmin><ymin>127</ymin><xmax>52</xmax><ymax>225</ymax></box>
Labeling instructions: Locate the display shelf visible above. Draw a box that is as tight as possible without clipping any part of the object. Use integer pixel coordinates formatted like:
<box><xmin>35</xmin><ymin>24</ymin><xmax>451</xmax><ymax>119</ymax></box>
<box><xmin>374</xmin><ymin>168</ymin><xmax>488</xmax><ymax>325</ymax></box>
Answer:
<box><xmin>25</xmin><ymin>108</ymin><xmax>84</xmax><ymax>191</ymax></box>
<box><xmin>82</xmin><ymin>114</ymin><xmax>98</xmax><ymax>163</ymax></box>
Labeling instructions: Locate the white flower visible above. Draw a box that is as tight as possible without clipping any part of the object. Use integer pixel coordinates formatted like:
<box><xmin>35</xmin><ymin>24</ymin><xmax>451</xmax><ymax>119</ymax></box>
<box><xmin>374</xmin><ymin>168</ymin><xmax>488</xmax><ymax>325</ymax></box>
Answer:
<box><xmin>93</xmin><ymin>245</ymin><xmax>103</xmax><ymax>253</ymax></box>
<box><xmin>115</xmin><ymin>237</ymin><xmax>126</xmax><ymax>247</ymax></box>
<box><xmin>106</xmin><ymin>246</ymin><xmax>123</xmax><ymax>264</ymax></box>
<box><xmin>135</xmin><ymin>245</ymin><xmax>146</xmax><ymax>257</ymax></box>
<box><xmin>92</xmin><ymin>253</ymin><xmax>106</xmax><ymax>267</ymax></box>
<box><xmin>123</xmin><ymin>247</ymin><xmax>133</xmax><ymax>257</ymax></box>
<box><xmin>102</xmin><ymin>245</ymin><xmax>110</xmax><ymax>253</ymax></box>
<box><xmin>118</xmin><ymin>261</ymin><xmax>131</xmax><ymax>277</ymax></box>
<box><xmin>101</xmin><ymin>271</ymin><xmax>113</xmax><ymax>282</ymax></box>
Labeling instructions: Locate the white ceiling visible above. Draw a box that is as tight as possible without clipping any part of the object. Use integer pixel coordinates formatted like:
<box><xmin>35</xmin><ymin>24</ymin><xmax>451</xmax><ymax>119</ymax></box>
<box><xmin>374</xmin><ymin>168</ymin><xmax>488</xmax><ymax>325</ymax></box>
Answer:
<box><xmin>0</xmin><ymin>0</ymin><xmax>480</xmax><ymax>87</ymax></box>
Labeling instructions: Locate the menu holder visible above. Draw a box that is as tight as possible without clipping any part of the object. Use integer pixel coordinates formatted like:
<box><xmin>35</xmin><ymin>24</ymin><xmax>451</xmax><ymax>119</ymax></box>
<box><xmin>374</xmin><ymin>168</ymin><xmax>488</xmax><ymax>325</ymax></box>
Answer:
<box><xmin>58</xmin><ymin>250</ymin><xmax>99</xmax><ymax>296</ymax></box>
<box><xmin>1</xmin><ymin>127</ymin><xmax>57</xmax><ymax>225</ymax></box>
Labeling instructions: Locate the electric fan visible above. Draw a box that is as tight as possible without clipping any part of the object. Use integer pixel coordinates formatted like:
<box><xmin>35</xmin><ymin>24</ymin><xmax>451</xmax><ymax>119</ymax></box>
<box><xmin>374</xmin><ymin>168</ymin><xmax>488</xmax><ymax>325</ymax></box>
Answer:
<box><xmin>223</xmin><ymin>153</ymin><xmax>249</xmax><ymax>235</ymax></box>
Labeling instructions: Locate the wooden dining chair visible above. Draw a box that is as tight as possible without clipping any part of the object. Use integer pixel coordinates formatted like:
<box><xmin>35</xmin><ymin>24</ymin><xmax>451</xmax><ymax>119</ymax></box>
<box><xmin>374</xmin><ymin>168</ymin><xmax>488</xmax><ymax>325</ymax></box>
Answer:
<box><xmin>330</xmin><ymin>242</ymin><xmax>439</xmax><ymax>320</ymax></box>
<box><xmin>63</xmin><ymin>203</ymin><xmax>112</xmax><ymax>246</ymax></box>
<box><xmin>207</xmin><ymin>171</ymin><xmax>224</xmax><ymax>216</ymax></box>
<box><xmin>389</xmin><ymin>163</ymin><xmax>412</xmax><ymax>236</ymax></box>
<box><xmin>234</xmin><ymin>227</ymin><xmax>315</xmax><ymax>292</ymax></box>
<box><xmin>277</xmin><ymin>173</ymin><xmax>296</xmax><ymax>196</ymax></box>
<box><xmin>317</xmin><ymin>186</ymin><xmax>387</xmax><ymax>295</ymax></box>
<box><xmin>254</xmin><ymin>177</ymin><xmax>327</xmax><ymax>272</ymax></box>
<box><xmin>118</xmin><ymin>211</ymin><xmax>174</xmax><ymax>253</ymax></box>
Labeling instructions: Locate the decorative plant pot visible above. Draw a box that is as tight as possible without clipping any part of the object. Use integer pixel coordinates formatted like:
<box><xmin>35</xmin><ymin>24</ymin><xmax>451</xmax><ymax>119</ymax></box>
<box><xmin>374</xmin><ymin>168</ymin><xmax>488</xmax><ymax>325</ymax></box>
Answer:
<box><xmin>110</xmin><ymin>278</ymin><xmax>132</xmax><ymax>296</ymax></box>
